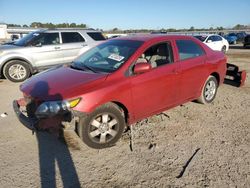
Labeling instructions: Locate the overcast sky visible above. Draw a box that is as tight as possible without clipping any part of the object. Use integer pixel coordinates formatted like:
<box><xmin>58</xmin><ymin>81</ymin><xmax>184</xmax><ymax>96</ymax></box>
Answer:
<box><xmin>0</xmin><ymin>0</ymin><xmax>249</xmax><ymax>29</ymax></box>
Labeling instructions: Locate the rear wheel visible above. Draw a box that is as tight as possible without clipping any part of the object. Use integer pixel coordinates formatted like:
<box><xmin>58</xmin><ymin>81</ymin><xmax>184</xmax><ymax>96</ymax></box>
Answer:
<box><xmin>3</xmin><ymin>60</ymin><xmax>30</xmax><ymax>82</ymax></box>
<box><xmin>197</xmin><ymin>76</ymin><xmax>218</xmax><ymax>104</ymax></box>
<box><xmin>77</xmin><ymin>103</ymin><xmax>125</xmax><ymax>149</ymax></box>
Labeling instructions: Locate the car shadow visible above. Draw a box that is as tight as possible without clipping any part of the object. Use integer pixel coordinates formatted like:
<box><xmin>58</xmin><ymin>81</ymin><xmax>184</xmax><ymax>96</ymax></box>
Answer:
<box><xmin>27</xmin><ymin>81</ymin><xmax>81</xmax><ymax>188</ymax></box>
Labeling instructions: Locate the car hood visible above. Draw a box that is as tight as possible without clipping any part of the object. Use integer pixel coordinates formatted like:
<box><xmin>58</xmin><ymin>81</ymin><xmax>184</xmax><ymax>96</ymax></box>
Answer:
<box><xmin>20</xmin><ymin>66</ymin><xmax>108</xmax><ymax>101</ymax></box>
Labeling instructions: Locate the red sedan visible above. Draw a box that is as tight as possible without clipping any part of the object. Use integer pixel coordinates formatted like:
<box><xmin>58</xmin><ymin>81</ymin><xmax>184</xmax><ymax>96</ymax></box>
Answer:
<box><xmin>13</xmin><ymin>35</ymin><xmax>227</xmax><ymax>149</ymax></box>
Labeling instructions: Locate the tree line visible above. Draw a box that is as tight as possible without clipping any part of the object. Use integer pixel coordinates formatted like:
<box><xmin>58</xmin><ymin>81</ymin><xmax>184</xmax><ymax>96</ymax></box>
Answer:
<box><xmin>109</xmin><ymin>24</ymin><xmax>250</xmax><ymax>33</ymax></box>
<box><xmin>7</xmin><ymin>22</ymin><xmax>87</xmax><ymax>28</ymax></box>
<box><xmin>6</xmin><ymin>23</ymin><xmax>250</xmax><ymax>32</ymax></box>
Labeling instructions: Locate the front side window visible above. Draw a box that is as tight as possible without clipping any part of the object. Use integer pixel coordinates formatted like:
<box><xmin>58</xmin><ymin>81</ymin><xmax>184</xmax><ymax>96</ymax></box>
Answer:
<box><xmin>135</xmin><ymin>42</ymin><xmax>173</xmax><ymax>68</ymax></box>
<box><xmin>176</xmin><ymin>40</ymin><xmax>205</xmax><ymax>60</ymax></box>
<box><xmin>14</xmin><ymin>32</ymin><xmax>41</xmax><ymax>46</ymax></box>
<box><xmin>207</xmin><ymin>36</ymin><xmax>216</xmax><ymax>42</ymax></box>
<box><xmin>30</xmin><ymin>33</ymin><xmax>60</xmax><ymax>46</ymax></box>
<box><xmin>214</xmin><ymin>36</ymin><xmax>222</xmax><ymax>41</ymax></box>
<box><xmin>61</xmin><ymin>32</ymin><xmax>85</xmax><ymax>43</ymax></box>
<box><xmin>71</xmin><ymin>40</ymin><xmax>143</xmax><ymax>73</ymax></box>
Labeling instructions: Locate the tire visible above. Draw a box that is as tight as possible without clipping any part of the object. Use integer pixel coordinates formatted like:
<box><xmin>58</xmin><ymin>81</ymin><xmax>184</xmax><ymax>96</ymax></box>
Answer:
<box><xmin>3</xmin><ymin>60</ymin><xmax>30</xmax><ymax>82</ymax></box>
<box><xmin>197</xmin><ymin>76</ymin><xmax>218</xmax><ymax>104</ymax></box>
<box><xmin>77</xmin><ymin>103</ymin><xmax>126</xmax><ymax>149</ymax></box>
<box><xmin>221</xmin><ymin>45</ymin><xmax>226</xmax><ymax>53</ymax></box>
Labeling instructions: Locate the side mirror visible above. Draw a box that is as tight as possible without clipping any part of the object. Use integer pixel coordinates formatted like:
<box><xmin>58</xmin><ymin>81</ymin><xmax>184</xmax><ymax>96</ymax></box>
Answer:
<box><xmin>133</xmin><ymin>63</ymin><xmax>152</xmax><ymax>74</ymax></box>
<box><xmin>206</xmin><ymin>40</ymin><xmax>212</xmax><ymax>43</ymax></box>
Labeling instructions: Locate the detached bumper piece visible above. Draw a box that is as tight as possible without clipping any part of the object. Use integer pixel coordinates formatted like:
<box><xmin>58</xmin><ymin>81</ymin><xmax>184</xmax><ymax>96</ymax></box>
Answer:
<box><xmin>13</xmin><ymin>100</ymin><xmax>38</xmax><ymax>131</ymax></box>
<box><xmin>224</xmin><ymin>63</ymin><xmax>247</xmax><ymax>87</ymax></box>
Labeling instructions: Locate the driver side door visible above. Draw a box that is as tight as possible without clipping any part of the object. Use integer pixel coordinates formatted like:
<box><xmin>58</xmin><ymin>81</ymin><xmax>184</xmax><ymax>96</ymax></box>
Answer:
<box><xmin>129</xmin><ymin>41</ymin><xmax>180</xmax><ymax>120</ymax></box>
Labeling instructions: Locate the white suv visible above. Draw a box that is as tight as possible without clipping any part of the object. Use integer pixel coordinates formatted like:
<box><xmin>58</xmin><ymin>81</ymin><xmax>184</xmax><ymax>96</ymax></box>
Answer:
<box><xmin>0</xmin><ymin>28</ymin><xmax>105</xmax><ymax>82</ymax></box>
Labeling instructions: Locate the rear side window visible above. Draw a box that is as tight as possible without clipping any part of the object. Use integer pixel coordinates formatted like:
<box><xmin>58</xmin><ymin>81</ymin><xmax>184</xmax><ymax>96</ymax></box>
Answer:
<box><xmin>176</xmin><ymin>40</ymin><xmax>205</xmax><ymax>60</ymax></box>
<box><xmin>87</xmin><ymin>32</ymin><xmax>106</xmax><ymax>41</ymax></box>
<box><xmin>61</xmin><ymin>32</ymin><xmax>85</xmax><ymax>43</ymax></box>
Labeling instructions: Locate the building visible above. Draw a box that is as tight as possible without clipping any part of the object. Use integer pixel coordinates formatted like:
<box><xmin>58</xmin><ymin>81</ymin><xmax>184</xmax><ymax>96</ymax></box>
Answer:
<box><xmin>0</xmin><ymin>23</ymin><xmax>37</xmax><ymax>40</ymax></box>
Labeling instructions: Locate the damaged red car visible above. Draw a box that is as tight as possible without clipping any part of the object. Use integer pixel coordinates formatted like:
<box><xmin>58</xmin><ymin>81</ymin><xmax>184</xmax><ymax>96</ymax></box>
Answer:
<box><xmin>13</xmin><ymin>35</ymin><xmax>227</xmax><ymax>149</ymax></box>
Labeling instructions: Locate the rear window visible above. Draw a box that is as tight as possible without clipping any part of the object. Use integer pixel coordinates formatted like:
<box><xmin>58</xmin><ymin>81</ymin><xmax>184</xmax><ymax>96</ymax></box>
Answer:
<box><xmin>61</xmin><ymin>32</ymin><xmax>85</xmax><ymax>43</ymax></box>
<box><xmin>176</xmin><ymin>40</ymin><xmax>205</xmax><ymax>60</ymax></box>
<box><xmin>87</xmin><ymin>32</ymin><xmax>106</xmax><ymax>41</ymax></box>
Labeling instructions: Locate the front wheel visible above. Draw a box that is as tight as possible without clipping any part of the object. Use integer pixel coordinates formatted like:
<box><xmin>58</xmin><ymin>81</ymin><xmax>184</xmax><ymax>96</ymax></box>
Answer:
<box><xmin>197</xmin><ymin>76</ymin><xmax>218</xmax><ymax>104</ymax></box>
<box><xmin>3</xmin><ymin>60</ymin><xmax>30</xmax><ymax>82</ymax></box>
<box><xmin>221</xmin><ymin>45</ymin><xmax>227</xmax><ymax>53</ymax></box>
<box><xmin>77</xmin><ymin>103</ymin><xmax>125</xmax><ymax>149</ymax></box>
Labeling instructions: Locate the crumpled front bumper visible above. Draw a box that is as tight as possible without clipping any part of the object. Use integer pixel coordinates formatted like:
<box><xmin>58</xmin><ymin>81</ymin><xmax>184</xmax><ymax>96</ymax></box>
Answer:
<box><xmin>13</xmin><ymin>100</ymin><xmax>38</xmax><ymax>131</ymax></box>
<box><xmin>13</xmin><ymin>99</ymin><xmax>77</xmax><ymax>132</ymax></box>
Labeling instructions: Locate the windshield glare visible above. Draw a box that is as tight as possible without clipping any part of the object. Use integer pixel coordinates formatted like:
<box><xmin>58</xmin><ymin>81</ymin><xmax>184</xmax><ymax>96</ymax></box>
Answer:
<box><xmin>14</xmin><ymin>31</ymin><xmax>41</xmax><ymax>46</ymax></box>
<box><xmin>72</xmin><ymin>40</ymin><xmax>143</xmax><ymax>73</ymax></box>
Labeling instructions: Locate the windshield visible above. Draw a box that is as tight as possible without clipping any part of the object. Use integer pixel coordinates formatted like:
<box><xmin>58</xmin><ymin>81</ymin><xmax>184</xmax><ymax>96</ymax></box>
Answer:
<box><xmin>194</xmin><ymin>35</ymin><xmax>207</xmax><ymax>42</ymax></box>
<box><xmin>71</xmin><ymin>40</ymin><xmax>143</xmax><ymax>73</ymax></box>
<box><xmin>14</xmin><ymin>31</ymin><xmax>42</xmax><ymax>46</ymax></box>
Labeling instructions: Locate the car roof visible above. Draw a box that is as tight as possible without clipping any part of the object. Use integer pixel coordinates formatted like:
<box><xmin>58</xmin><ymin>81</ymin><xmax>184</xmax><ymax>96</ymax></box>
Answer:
<box><xmin>111</xmin><ymin>34</ymin><xmax>196</xmax><ymax>42</ymax></box>
<box><xmin>194</xmin><ymin>34</ymin><xmax>220</xmax><ymax>37</ymax></box>
<box><xmin>36</xmin><ymin>28</ymin><xmax>100</xmax><ymax>33</ymax></box>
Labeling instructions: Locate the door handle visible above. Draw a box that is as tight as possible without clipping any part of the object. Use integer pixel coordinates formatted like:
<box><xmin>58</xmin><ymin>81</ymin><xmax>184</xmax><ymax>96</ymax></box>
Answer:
<box><xmin>54</xmin><ymin>46</ymin><xmax>60</xmax><ymax>50</ymax></box>
<box><xmin>82</xmin><ymin>44</ymin><xmax>87</xmax><ymax>47</ymax></box>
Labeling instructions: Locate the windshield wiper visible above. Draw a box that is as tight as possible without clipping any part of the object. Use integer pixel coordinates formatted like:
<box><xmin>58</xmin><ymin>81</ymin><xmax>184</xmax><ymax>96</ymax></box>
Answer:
<box><xmin>81</xmin><ymin>64</ymin><xmax>98</xmax><ymax>73</ymax></box>
<box><xmin>71</xmin><ymin>63</ymin><xmax>97</xmax><ymax>73</ymax></box>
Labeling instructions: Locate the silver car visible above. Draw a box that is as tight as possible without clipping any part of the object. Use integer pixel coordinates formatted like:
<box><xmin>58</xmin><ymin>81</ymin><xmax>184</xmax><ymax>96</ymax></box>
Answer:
<box><xmin>0</xmin><ymin>28</ymin><xmax>105</xmax><ymax>82</ymax></box>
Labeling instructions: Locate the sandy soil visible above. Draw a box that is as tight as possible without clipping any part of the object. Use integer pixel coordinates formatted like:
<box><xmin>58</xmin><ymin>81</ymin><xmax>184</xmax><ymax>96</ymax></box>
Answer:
<box><xmin>0</xmin><ymin>45</ymin><xmax>249</xmax><ymax>188</ymax></box>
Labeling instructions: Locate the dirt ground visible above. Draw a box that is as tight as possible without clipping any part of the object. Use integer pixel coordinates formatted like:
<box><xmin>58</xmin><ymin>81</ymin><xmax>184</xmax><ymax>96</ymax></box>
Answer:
<box><xmin>0</xmin><ymin>45</ymin><xmax>249</xmax><ymax>188</ymax></box>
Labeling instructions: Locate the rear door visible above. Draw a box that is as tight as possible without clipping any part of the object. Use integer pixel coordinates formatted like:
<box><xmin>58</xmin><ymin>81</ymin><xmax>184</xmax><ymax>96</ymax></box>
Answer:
<box><xmin>175</xmin><ymin>39</ymin><xmax>207</xmax><ymax>101</ymax></box>
<box><xmin>130</xmin><ymin>41</ymin><xmax>180</xmax><ymax>120</ymax></box>
<box><xmin>60</xmin><ymin>32</ymin><xmax>87</xmax><ymax>63</ymax></box>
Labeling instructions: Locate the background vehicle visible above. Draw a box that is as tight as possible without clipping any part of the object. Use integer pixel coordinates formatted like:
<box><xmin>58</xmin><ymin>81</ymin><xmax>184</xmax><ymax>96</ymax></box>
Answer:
<box><xmin>194</xmin><ymin>34</ymin><xmax>229</xmax><ymax>53</ymax></box>
<box><xmin>0</xmin><ymin>28</ymin><xmax>105</xmax><ymax>82</ymax></box>
<box><xmin>224</xmin><ymin>32</ymin><xmax>247</xmax><ymax>44</ymax></box>
<box><xmin>243</xmin><ymin>35</ymin><xmax>250</xmax><ymax>48</ymax></box>
<box><xmin>13</xmin><ymin>35</ymin><xmax>227</xmax><ymax>149</ymax></box>
<box><xmin>224</xmin><ymin>34</ymin><xmax>237</xmax><ymax>44</ymax></box>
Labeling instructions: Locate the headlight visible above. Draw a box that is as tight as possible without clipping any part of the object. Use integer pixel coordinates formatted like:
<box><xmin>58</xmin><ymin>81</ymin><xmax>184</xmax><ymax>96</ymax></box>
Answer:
<box><xmin>35</xmin><ymin>98</ymin><xmax>81</xmax><ymax>118</ymax></box>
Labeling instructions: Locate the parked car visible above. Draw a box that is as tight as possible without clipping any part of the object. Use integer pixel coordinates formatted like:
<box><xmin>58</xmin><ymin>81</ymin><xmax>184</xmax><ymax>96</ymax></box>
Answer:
<box><xmin>194</xmin><ymin>34</ymin><xmax>229</xmax><ymax>53</ymax></box>
<box><xmin>243</xmin><ymin>35</ymin><xmax>250</xmax><ymax>48</ymax></box>
<box><xmin>224</xmin><ymin>34</ymin><xmax>238</xmax><ymax>44</ymax></box>
<box><xmin>225</xmin><ymin>32</ymin><xmax>247</xmax><ymax>44</ymax></box>
<box><xmin>13</xmin><ymin>35</ymin><xmax>227</xmax><ymax>149</ymax></box>
<box><xmin>0</xmin><ymin>28</ymin><xmax>105</xmax><ymax>82</ymax></box>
